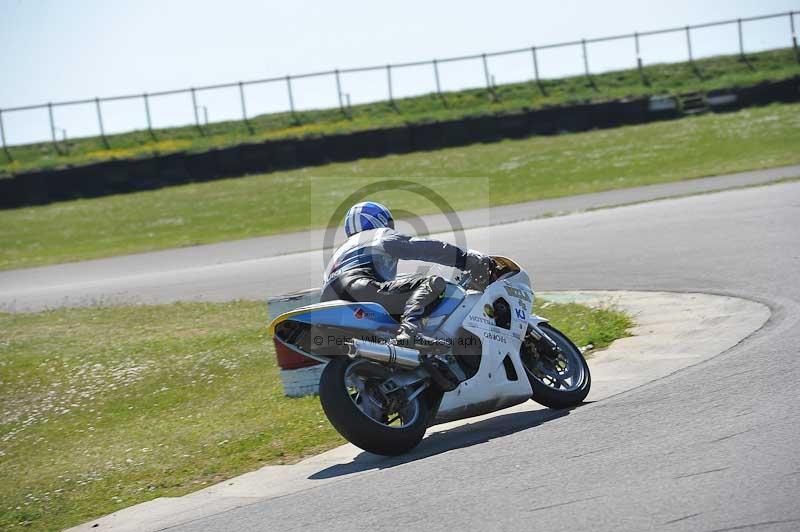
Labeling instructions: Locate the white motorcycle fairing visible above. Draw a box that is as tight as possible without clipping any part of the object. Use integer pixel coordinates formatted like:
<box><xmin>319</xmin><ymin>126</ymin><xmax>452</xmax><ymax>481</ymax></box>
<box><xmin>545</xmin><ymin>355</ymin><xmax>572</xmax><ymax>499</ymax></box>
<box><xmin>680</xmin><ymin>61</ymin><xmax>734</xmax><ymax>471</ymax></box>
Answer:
<box><xmin>433</xmin><ymin>270</ymin><xmax>547</xmax><ymax>424</ymax></box>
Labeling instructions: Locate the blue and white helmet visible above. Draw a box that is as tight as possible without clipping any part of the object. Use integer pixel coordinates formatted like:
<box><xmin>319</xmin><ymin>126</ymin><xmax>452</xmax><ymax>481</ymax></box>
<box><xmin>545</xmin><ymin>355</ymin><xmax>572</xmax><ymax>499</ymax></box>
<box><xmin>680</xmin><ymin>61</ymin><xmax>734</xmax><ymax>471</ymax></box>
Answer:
<box><xmin>343</xmin><ymin>201</ymin><xmax>394</xmax><ymax>237</ymax></box>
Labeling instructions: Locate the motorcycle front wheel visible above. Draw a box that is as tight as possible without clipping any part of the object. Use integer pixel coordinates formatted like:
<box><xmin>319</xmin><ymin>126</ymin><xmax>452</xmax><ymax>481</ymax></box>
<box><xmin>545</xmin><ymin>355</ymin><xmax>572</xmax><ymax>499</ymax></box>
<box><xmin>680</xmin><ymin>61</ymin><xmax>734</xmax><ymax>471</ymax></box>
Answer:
<box><xmin>319</xmin><ymin>357</ymin><xmax>437</xmax><ymax>456</ymax></box>
<box><xmin>521</xmin><ymin>323</ymin><xmax>591</xmax><ymax>409</ymax></box>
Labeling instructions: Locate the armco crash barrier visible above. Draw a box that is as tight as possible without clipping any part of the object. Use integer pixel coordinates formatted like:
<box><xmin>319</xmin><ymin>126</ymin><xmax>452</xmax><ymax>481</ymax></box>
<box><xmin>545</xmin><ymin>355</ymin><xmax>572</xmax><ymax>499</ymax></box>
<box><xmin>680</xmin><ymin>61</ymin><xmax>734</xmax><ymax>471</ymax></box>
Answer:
<box><xmin>268</xmin><ymin>289</ymin><xmax>326</xmax><ymax>397</ymax></box>
<box><xmin>2</xmin><ymin>76</ymin><xmax>798</xmax><ymax>209</ymax></box>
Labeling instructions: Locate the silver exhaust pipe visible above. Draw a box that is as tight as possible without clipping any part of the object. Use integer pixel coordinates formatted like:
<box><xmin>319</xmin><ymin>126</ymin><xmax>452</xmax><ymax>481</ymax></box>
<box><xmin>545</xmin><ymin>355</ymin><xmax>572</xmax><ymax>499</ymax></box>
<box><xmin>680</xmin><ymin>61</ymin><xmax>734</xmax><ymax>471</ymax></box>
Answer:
<box><xmin>347</xmin><ymin>339</ymin><xmax>421</xmax><ymax>369</ymax></box>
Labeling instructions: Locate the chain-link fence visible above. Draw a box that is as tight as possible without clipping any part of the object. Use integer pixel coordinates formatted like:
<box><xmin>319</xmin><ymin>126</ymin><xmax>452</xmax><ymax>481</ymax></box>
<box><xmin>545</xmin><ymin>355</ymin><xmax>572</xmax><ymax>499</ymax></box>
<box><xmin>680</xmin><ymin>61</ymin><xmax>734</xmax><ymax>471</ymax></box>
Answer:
<box><xmin>1</xmin><ymin>10</ymin><xmax>798</xmax><ymax>161</ymax></box>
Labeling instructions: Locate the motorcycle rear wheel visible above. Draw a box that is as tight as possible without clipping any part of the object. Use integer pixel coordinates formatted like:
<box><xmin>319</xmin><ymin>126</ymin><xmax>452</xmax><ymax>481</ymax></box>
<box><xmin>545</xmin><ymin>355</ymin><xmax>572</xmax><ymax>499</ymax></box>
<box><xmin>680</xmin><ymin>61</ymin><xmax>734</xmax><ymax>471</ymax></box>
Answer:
<box><xmin>521</xmin><ymin>323</ymin><xmax>591</xmax><ymax>409</ymax></box>
<box><xmin>319</xmin><ymin>357</ymin><xmax>436</xmax><ymax>456</ymax></box>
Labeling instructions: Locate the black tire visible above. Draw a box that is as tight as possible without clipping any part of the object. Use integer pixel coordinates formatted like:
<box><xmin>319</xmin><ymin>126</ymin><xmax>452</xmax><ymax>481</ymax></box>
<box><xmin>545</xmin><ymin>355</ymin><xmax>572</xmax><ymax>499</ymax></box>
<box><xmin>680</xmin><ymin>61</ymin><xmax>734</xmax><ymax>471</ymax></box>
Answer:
<box><xmin>319</xmin><ymin>357</ymin><xmax>436</xmax><ymax>456</ymax></box>
<box><xmin>524</xmin><ymin>324</ymin><xmax>591</xmax><ymax>409</ymax></box>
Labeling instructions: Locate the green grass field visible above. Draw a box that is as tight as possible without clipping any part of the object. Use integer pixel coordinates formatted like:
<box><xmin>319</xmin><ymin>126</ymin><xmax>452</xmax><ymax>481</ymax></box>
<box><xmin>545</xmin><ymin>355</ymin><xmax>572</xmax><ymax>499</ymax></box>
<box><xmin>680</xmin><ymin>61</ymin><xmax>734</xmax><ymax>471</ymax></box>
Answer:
<box><xmin>0</xmin><ymin>298</ymin><xmax>631</xmax><ymax>531</ymax></box>
<box><xmin>1</xmin><ymin>48</ymin><xmax>798</xmax><ymax>176</ymax></box>
<box><xmin>2</xmin><ymin>101</ymin><xmax>799</xmax><ymax>271</ymax></box>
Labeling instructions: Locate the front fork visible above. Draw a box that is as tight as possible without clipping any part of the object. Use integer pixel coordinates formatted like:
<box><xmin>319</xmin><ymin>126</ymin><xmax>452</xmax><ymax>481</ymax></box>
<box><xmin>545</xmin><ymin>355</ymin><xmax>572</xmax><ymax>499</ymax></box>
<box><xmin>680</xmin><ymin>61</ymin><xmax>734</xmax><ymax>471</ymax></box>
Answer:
<box><xmin>527</xmin><ymin>318</ymin><xmax>562</xmax><ymax>357</ymax></box>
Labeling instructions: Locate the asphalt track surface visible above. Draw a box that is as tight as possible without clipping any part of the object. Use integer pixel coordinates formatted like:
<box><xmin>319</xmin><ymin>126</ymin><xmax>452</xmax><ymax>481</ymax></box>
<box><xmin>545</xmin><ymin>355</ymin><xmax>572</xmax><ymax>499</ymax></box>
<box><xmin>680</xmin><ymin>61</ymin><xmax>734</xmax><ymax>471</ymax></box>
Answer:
<box><xmin>0</xmin><ymin>164</ymin><xmax>798</xmax><ymax>312</ymax></box>
<box><xmin>6</xmin><ymin>172</ymin><xmax>800</xmax><ymax>531</ymax></box>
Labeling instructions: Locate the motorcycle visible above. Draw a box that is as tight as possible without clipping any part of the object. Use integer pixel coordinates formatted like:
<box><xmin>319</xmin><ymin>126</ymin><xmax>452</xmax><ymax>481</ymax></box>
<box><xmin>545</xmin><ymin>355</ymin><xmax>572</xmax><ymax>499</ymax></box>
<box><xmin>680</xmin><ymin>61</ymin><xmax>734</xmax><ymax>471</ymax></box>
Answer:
<box><xmin>268</xmin><ymin>255</ymin><xmax>590</xmax><ymax>455</ymax></box>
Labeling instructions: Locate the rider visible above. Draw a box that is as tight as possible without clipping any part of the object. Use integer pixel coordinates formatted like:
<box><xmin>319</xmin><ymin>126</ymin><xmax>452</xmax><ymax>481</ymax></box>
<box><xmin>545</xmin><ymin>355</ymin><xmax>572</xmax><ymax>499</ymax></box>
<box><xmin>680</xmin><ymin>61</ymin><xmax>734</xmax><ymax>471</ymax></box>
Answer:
<box><xmin>321</xmin><ymin>201</ymin><xmax>494</xmax><ymax>347</ymax></box>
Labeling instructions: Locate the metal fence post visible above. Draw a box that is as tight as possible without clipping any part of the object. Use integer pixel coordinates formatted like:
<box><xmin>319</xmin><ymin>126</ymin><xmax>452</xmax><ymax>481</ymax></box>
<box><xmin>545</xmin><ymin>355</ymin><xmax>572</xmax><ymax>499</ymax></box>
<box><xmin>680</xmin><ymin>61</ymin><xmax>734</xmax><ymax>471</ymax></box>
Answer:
<box><xmin>737</xmin><ymin>18</ymin><xmax>745</xmax><ymax>59</ymax></box>
<box><xmin>581</xmin><ymin>39</ymin><xmax>595</xmax><ymax>88</ymax></box>
<box><xmin>432</xmin><ymin>59</ymin><xmax>445</xmax><ymax>104</ymax></box>
<box><xmin>581</xmin><ymin>39</ymin><xmax>590</xmax><ymax>77</ymax></box>
<box><xmin>481</xmin><ymin>53</ymin><xmax>491</xmax><ymax>88</ymax></box>
<box><xmin>143</xmin><ymin>93</ymin><xmax>156</xmax><ymax>140</ymax></box>
<box><xmin>634</xmin><ymin>32</ymin><xmax>648</xmax><ymax>84</ymax></box>
<box><xmin>0</xmin><ymin>110</ymin><xmax>11</xmax><ymax>162</ymax></box>
<box><xmin>334</xmin><ymin>69</ymin><xmax>345</xmax><ymax>114</ymax></box>
<box><xmin>190</xmin><ymin>88</ymin><xmax>204</xmax><ymax>135</ymax></box>
<box><xmin>634</xmin><ymin>32</ymin><xmax>642</xmax><ymax>69</ymax></box>
<box><xmin>286</xmin><ymin>76</ymin><xmax>298</xmax><ymax>123</ymax></box>
<box><xmin>238</xmin><ymin>83</ymin><xmax>247</xmax><ymax>122</ymax></box>
<box><xmin>685</xmin><ymin>25</ymin><xmax>702</xmax><ymax>78</ymax></box>
<box><xmin>47</xmin><ymin>102</ymin><xmax>62</xmax><ymax>155</ymax></box>
<box><xmin>791</xmin><ymin>11</ymin><xmax>799</xmax><ymax>63</ymax></box>
<box><xmin>531</xmin><ymin>46</ymin><xmax>546</xmax><ymax>95</ymax></box>
<box><xmin>386</xmin><ymin>65</ymin><xmax>394</xmax><ymax>105</ymax></box>
<box><xmin>481</xmin><ymin>53</ymin><xmax>496</xmax><ymax>101</ymax></box>
<box><xmin>95</xmin><ymin>97</ymin><xmax>110</xmax><ymax>149</ymax></box>
<box><xmin>239</xmin><ymin>81</ymin><xmax>253</xmax><ymax>133</ymax></box>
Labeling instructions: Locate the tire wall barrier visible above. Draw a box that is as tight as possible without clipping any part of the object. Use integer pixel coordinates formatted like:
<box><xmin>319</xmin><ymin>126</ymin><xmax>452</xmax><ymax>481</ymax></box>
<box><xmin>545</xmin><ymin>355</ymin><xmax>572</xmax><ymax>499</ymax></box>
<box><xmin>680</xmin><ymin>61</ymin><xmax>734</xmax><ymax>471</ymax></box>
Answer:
<box><xmin>1</xmin><ymin>77</ymin><xmax>797</xmax><ymax>210</ymax></box>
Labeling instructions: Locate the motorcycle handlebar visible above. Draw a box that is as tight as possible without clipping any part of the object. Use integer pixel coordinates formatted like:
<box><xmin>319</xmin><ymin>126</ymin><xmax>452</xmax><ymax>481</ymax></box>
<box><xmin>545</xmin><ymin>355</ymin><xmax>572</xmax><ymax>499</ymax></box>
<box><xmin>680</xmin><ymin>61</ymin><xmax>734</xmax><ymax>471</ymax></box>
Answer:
<box><xmin>458</xmin><ymin>256</ymin><xmax>501</xmax><ymax>291</ymax></box>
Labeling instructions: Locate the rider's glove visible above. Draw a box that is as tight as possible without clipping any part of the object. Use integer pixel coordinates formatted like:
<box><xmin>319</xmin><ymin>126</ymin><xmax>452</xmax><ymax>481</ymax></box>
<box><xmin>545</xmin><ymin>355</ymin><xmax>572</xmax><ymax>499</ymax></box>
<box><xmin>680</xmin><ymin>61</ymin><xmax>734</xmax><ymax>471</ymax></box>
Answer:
<box><xmin>463</xmin><ymin>251</ymin><xmax>494</xmax><ymax>286</ymax></box>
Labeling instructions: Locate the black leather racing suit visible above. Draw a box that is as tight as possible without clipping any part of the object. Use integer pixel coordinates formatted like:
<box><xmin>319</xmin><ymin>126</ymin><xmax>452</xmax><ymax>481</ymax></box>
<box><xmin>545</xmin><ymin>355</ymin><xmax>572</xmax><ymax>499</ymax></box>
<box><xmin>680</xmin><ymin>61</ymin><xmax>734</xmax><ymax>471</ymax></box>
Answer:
<box><xmin>321</xmin><ymin>227</ymin><xmax>468</xmax><ymax>336</ymax></box>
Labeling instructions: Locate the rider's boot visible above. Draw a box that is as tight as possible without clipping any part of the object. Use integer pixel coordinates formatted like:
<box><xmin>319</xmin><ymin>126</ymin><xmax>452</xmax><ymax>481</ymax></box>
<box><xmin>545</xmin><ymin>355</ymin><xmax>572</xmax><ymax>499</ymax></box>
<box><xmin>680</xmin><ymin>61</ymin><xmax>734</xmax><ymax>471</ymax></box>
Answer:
<box><xmin>394</xmin><ymin>319</ymin><xmax>450</xmax><ymax>349</ymax></box>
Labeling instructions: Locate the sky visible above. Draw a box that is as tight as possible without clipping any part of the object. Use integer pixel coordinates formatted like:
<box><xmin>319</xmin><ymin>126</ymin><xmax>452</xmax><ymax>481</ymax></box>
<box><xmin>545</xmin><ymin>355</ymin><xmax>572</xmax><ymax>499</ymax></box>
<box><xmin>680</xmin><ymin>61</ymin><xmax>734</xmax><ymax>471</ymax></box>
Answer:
<box><xmin>1</xmin><ymin>0</ymin><xmax>797</xmax><ymax>145</ymax></box>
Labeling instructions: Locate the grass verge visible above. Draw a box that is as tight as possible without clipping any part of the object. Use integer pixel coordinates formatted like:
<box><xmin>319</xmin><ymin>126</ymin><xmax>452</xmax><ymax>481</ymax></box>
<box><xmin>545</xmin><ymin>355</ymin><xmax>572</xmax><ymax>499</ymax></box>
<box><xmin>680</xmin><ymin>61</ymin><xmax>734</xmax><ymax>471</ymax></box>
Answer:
<box><xmin>0</xmin><ymin>299</ymin><xmax>631</xmax><ymax>530</ymax></box>
<box><xmin>1</xmin><ymin>48</ymin><xmax>798</xmax><ymax>176</ymax></box>
<box><xmin>2</xmin><ymin>102</ymin><xmax>800</xmax><ymax>271</ymax></box>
